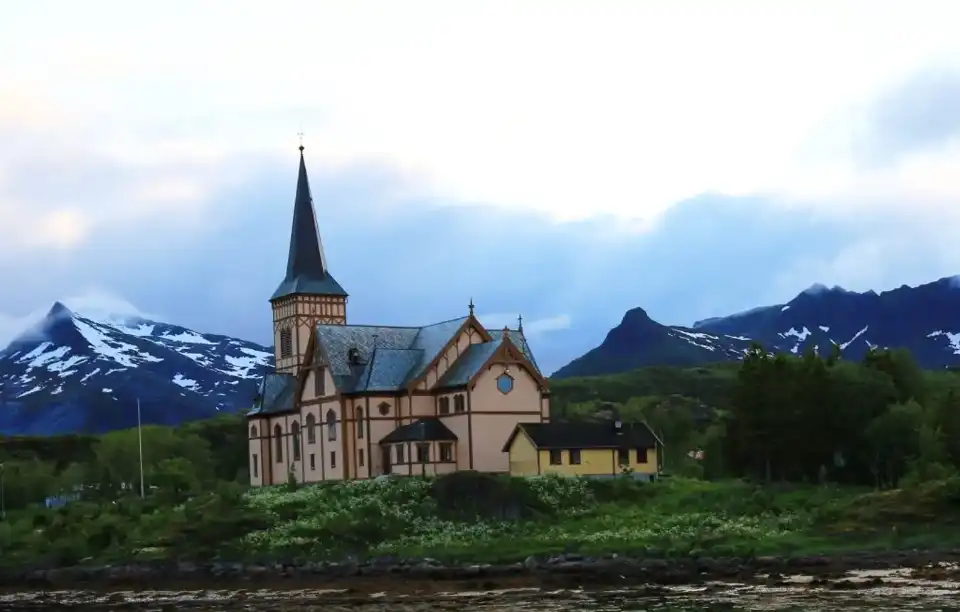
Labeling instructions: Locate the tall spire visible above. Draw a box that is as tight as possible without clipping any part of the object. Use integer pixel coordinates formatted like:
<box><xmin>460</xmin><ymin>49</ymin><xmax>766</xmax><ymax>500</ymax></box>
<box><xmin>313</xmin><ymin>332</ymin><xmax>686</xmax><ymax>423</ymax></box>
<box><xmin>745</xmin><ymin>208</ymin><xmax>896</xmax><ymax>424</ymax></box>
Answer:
<box><xmin>270</xmin><ymin>144</ymin><xmax>348</xmax><ymax>301</ymax></box>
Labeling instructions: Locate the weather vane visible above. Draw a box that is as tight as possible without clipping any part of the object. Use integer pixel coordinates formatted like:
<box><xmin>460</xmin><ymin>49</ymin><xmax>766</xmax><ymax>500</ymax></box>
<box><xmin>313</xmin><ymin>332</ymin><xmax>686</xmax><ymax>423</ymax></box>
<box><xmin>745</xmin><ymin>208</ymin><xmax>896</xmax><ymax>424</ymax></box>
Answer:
<box><xmin>298</xmin><ymin>125</ymin><xmax>304</xmax><ymax>151</ymax></box>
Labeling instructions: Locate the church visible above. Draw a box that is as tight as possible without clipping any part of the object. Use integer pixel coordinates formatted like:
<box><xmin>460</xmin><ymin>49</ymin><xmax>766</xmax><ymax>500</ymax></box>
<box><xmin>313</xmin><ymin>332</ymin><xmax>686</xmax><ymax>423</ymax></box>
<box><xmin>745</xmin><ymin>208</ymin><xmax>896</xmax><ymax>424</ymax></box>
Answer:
<box><xmin>247</xmin><ymin>145</ymin><xmax>550</xmax><ymax>485</ymax></box>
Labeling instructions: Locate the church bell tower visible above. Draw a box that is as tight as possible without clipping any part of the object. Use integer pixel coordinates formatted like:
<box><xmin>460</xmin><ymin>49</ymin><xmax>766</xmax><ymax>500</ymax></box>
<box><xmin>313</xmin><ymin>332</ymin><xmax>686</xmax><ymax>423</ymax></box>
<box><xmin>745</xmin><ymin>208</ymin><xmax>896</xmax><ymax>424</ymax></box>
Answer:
<box><xmin>270</xmin><ymin>144</ymin><xmax>348</xmax><ymax>375</ymax></box>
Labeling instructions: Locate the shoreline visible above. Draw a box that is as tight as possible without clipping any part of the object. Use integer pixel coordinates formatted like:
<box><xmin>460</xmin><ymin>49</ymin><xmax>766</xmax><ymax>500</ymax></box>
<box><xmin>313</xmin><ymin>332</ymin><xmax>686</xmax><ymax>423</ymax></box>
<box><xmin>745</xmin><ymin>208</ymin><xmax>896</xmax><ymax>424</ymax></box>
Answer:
<box><xmin>4</xmin><ymin>550</ymin><xmax>960</xmax><ymax>593</ymax></box>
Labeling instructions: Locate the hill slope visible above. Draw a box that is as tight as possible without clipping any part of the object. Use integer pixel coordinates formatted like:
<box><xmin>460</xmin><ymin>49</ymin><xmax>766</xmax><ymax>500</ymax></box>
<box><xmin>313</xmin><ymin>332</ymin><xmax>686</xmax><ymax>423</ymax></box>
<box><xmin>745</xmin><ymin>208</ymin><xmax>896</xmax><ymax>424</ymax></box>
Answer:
<box><xmin>552</xmin><ymin>307</ymin><xmax>753</xmax><ymax>378</ymax></box>
<box><xmin>0</xmin><ymin>303</ymin><xmax>272</xmax><ymax>435</ymax></box>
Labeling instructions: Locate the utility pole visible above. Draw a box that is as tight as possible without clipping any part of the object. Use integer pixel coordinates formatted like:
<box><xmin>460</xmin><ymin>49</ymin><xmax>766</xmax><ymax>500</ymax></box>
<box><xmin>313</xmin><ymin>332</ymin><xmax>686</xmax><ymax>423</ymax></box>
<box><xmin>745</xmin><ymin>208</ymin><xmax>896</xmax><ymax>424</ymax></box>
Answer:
<box><xmin>137</xmin><ymin>398</ymin><xmax>145</xmax><ymax>499</ymax></box>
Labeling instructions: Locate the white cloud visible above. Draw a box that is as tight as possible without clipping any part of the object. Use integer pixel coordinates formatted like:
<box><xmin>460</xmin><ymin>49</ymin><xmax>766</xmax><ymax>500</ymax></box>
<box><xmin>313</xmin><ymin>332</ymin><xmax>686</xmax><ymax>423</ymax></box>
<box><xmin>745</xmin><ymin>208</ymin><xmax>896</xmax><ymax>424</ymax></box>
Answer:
<box><xmin>525</xmin><ymin>315</ymin><xmax>573</xmax><ymax>336</ymax></box>
<box><xmin>478</xmin><ymin>312</ymin><xmax>571</xmax><ymax>337</ymax></box>
<box><xmin>0</xmin><ymin>290</ymin><xmax>158</xmax><ymax>349</ymax></box>
<box><xmin>1</xmin><ymin>0</ymin><xmax>959</xmax><ymax>248</ymax></box>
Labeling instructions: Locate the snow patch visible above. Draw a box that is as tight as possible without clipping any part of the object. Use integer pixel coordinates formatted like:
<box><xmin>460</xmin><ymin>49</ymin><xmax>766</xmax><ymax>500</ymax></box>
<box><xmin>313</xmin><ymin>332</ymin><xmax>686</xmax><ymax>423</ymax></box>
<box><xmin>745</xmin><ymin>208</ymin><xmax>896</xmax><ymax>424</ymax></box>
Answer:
<box><xmin>17</xmin><ymin>385</ymin><xmax>43</xmax><ymax>398</ymax></box>
<box><xmin>160</xmin><ymin>331</ymin><xmax>215</xmax><ymax>345</ymax></box>
<box><xmin>671</xmin><ymin>329</ymin><xmax>717</xmax><ymax>352</ymax></box>
<box><xmin>841</xmin><ymin>325</ymin><xmax>869</xmax><ymax>350</ymax></box>
<box><xmin>173</xmin><ymin>373</ymin><xmax>200</xmax><ymax>391</ymax></box>
<box><xmin>927</xmin><ymin>330</ymin><xmax>960</xmax><ymax>354</ymax></box>
<box><xmin>819</xmin><ymin>325</ymin><xmax>830</xmax><ymax>332</ymax></box>
<box><xmin>73</xmin><ymin>318</ymin><xmax>162</xmax><ymax>367</ymax></box>
<box><xmin>781</xmin><ymin>305</ymin><xmax>790</xmax><ymax>312</ymax></box>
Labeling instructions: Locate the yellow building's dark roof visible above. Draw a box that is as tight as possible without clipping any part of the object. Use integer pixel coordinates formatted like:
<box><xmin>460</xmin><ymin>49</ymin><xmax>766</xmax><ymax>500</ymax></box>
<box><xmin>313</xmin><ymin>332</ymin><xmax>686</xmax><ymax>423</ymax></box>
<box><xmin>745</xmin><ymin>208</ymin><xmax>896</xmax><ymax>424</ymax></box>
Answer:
<box><xmin>503</xmin><ymin>421</ymin><xmax>658</xmax><ymax>452</ymax></box>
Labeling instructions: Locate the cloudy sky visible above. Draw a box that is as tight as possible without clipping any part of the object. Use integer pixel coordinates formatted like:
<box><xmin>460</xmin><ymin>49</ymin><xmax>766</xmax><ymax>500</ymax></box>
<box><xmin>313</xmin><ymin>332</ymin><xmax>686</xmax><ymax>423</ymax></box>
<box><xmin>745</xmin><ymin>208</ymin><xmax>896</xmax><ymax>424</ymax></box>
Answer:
<box><xmin>2</xmin><ymin>0</ymin><xmax>960</xmax><ymax>374</ymax></box>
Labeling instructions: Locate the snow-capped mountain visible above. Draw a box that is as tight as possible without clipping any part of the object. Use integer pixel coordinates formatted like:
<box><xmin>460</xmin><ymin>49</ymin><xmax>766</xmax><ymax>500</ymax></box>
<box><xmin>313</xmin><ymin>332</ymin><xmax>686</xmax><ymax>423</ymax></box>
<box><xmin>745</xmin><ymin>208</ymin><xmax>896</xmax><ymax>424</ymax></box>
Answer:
<box><xmin>0</xmin><ymin>302</ymin><xmax>272</xmax><ymax>435</ymax></box>
<box><xmin>554</xmin><ymin>275</ymin><xmax>960</xmax><ymax>379</ymax></box>
<box><xmin>693</xmin><ymin>276</ymin><xmax>960</xmax><ymax>367</ymax></box>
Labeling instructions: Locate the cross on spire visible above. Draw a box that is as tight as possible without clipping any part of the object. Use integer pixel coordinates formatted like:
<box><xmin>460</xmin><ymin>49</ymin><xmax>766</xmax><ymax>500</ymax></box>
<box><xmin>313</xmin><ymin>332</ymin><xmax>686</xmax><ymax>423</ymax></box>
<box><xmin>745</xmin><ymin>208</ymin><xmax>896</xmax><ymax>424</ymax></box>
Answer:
<box><xmin>517</xmin><ymin>314</ymin><xmax>523</xmax><ymax>332</ymax></box>
<box><xmin>298</xmin><ymin>129</ymin><xmax>305</xmax><ymax>152</ymax></box>
<box><xmin>468</xmin><ymin>297</ymin><xmax>475</xmax><ymax>316</ymax></box>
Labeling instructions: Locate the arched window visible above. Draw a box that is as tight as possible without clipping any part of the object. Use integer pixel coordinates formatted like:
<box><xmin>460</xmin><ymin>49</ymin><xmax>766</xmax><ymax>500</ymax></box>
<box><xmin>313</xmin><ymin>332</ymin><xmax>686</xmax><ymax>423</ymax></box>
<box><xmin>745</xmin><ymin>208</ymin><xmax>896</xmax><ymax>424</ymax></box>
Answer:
<box><xmin>306</xmin><ymin>413</ymin><xmax>316</xmax><ymax>444</ymax></box>
<box><xmin>274</xmin><ymin>424</ymin><xmax>283</xmax><ymax>463</ymax></box>
<box><xmin>291</xmin><ymin>421</ymin><xmax>301</xmax><ymax>461</ymax></box>
<box><xmin>250</xmin><ymin>425</ymin><xmax>258</xmax><ymax>438</ymax></box>
<box><xmin>356</xmin><ymin>407</ymin><xmax>364</xmax><ymax>439</ymax></box>
<box><xmin>326</xmin><ymin>409</ymin><xmax>337</xmax><ymax>441</ymax></box>
<box><xmin>454</xmin><ymin>394</ymin><xmax>466</xmax><ymax>412</ymax></box>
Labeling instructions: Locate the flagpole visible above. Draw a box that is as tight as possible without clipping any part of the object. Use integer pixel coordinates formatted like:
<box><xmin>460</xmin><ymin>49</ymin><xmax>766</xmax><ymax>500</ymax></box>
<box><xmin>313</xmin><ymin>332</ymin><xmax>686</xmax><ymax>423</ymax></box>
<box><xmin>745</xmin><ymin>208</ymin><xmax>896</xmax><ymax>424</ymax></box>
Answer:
<box><xmin>137</xmin><ymin>398</ymin><xmax>145</xmax><ymax>499</ymax></box>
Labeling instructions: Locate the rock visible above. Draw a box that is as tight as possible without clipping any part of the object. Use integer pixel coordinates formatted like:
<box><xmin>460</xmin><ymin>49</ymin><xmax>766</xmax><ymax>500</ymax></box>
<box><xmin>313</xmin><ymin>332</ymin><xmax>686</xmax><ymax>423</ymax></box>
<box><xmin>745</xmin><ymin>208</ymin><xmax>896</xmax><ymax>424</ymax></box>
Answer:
<box><xmin>523</xmin><ymin>556</ymin><xmax>538</xmax><ymax>570</ymax></box>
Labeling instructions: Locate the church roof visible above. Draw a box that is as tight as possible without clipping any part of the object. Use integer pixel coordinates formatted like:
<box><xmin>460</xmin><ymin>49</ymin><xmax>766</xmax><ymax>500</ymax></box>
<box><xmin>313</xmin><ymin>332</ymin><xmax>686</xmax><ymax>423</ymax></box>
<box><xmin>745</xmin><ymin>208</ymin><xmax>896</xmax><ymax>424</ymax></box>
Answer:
<box><xmin>271</xmin><ymin>148</ymin><xmax>348</xmax><ymax>301</ymax></box>
<box><xmin>380</xmin><ymin>417</ymin><xmax>458</xmax><ymax>444</ymax></box>
<box><xmin>247</xmin><ymin>372</ymin><xmax>298</xmax><ymax>416</ymax></box>
<box><xmin>313</xmin><ymin>317</ymin><xmax>541</xmax><ymax>394</ymax></box>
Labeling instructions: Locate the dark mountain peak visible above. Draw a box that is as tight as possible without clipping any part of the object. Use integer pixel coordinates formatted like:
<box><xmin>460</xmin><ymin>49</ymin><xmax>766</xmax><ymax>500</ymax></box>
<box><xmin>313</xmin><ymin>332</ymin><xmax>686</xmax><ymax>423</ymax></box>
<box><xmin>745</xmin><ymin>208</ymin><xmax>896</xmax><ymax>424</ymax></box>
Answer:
<box><xmin>620</xmin><ymin>306</ymin><xmax>657</xmax><ymax>327</ymax></box>
<box><xmin>797</xmin><ymin>283</ymin><xmax>854</xmax><ymax>299</ymax></box>
<box><xmin>46</xmin><ymin>301</ymin><xmax>74</xmax><ymax>320</ymax></box>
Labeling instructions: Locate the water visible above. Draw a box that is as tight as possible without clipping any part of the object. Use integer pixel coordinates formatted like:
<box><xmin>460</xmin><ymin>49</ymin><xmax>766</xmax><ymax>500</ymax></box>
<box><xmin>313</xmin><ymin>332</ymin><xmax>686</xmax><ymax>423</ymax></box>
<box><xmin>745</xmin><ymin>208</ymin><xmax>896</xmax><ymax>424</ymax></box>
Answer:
<box><xmin>3</xmin><ymin>580</ymin><xmax>956</xmax><ymax>611</ymax></box>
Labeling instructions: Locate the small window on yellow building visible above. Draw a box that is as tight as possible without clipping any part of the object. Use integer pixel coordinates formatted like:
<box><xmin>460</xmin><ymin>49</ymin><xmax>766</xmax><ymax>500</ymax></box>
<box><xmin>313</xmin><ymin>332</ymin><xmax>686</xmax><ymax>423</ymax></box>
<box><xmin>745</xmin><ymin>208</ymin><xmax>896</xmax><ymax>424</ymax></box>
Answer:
<box><xmin>439</xmin><ymin>397</ymin><xmax>450</xmax><ymax>414</ymax></box>
<box><xmin>330</xmin><ymin>451</ymin><xmax>337</xmax><ymax>469</ymax></box>
<box><xmin>569</xmin><ymin>449</ymin><xmax>581</xmax><ymax>465</ymax></box>
<box><xmin>396</xmin><ymin>444</ymin><xmax>405</xmax><ymax>463</ymax></box>
<box><xmin>359</xmin><ymin>449</ymin><xmax>365</xmax><ymax>467</ymax></box>
<box><xmin>636</xmin><ymin>448</ymin><xmax>648</xmax><ymax>463</ymax></box>
<box><xmin>549</xmin><ymin>450</ymin><xmax>562</xmax><ymax>465</ymax></box>
<box><xmin>617</xmin><ymin>449</ymin><xmax>629</xmax><ymax>466</ymax></box>
<box><xmin>309</xmin><ymin>453</ymin><xmax>316</xmax><ymax>471</ymax></box>
<box><xmin>439</xmin><ymin>442</ymin><xmax>453</xmax><ymax>462</ymax></box>
<box><xmin>252</xmin><ymin>454</ymin><xmax>258</xmax><ymax>477</ymax></box>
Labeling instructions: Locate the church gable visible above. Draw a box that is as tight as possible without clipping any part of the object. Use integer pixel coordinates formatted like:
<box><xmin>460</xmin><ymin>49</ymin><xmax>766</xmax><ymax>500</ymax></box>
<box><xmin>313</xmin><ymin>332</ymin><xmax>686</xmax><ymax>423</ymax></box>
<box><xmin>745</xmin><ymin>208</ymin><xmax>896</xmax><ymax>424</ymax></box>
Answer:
<box><xmin>409</xmin><ymin>317</ymin><xmax>491</xmax><ymax>390</ymax></box>
<box><xmin>437</xmin><ymin>331</ymin><xmax>546</xmax><ymax>391</ymax></box>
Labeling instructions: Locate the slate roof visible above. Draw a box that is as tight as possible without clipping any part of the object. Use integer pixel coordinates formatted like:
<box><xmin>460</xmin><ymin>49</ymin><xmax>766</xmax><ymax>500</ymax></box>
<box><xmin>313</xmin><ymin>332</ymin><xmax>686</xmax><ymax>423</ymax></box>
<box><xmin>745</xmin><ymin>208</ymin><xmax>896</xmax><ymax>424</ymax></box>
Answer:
<box><xmin>435</xmin><ymin>339</ymin><xmax>502</xmax><ymax>388</ymax></box>
<box><xmin>380</xmin><ymin>417</ymin><xmax>458</xmax><ymax>444</ymax></box>
<box><xmin>503</xmin><ymin>421</ymin><xmax>659</xmax><ymax>452</ymax></box>
<box><xmin>315</xmin><ymin>317</ymin><xmax>468</xmax><ymax>393</ymax></box>
<box><xmin>310</xmin><ymin>318</ymin><xmax>544</xmax><ymax>394</ymax></box>
<box><xmin>247</xmin><ymin>373</ymin><xmax>298</xmax><ymax>416</ymax></box>
<box><xmin>271</xmin><ymin>149</ymin><xmax>348</xmax><ymax>300</ymax></box>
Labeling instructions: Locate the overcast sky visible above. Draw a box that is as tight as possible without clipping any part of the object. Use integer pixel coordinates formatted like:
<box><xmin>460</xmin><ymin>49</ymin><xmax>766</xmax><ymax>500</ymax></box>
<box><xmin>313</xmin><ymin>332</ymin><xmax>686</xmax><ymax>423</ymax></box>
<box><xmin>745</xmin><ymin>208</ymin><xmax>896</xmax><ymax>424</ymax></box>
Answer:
<box><xmin>2</xmin><ymin>0</ymin><xmax>960</xmax><ymax>373</ymax></box>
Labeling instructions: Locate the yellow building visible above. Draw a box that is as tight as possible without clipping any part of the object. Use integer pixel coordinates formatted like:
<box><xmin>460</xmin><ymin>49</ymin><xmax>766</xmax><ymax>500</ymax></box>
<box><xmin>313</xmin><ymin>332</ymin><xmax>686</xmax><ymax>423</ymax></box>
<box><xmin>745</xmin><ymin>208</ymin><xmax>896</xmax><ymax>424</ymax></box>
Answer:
<box><xmin>246</xmin><ymin>145</ymin><xmax>550</xmax><ymax>486</ymax></box>
<box><xmin>503</xmin><ymin>420</ymin><xmax>661</xmax><ymax>479</ymax></box>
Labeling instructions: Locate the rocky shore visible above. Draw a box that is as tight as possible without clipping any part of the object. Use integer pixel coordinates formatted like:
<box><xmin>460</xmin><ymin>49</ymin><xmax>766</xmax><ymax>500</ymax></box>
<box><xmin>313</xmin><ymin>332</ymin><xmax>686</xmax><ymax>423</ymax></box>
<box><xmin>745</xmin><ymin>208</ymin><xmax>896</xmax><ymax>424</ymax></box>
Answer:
<box><xmin>3</xmin><ymin>550</ymin><xmax>960</xmax><ymax>593</ymax></box>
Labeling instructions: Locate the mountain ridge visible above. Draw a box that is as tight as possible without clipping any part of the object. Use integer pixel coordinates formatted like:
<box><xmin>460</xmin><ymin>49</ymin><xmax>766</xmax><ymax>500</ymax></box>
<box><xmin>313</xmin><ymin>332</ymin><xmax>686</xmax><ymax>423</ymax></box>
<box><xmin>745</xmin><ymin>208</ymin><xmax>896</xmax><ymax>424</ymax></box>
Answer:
<box><xmin>0</xmin><ymin>302</ymin><xmax>273</xmax><ymax>435</ymax></box>
<box><xmin>554</xmin><ymin>274</ymin><xmax>960</xmax><ymax>379</ymax></box>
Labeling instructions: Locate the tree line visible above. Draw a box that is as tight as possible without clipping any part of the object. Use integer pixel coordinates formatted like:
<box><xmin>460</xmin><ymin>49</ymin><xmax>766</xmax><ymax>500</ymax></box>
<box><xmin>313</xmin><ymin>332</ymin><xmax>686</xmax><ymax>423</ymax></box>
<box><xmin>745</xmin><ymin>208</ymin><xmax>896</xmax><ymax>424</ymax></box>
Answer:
<box><xmin>565</xmin><ymin>345</ymin><xmax>960</xmax><ymax>488</ymax></box>
<box><xmin>0</xmin><ymin>414</ymin><xmax>248</xmax><ymax>511</ymax></box>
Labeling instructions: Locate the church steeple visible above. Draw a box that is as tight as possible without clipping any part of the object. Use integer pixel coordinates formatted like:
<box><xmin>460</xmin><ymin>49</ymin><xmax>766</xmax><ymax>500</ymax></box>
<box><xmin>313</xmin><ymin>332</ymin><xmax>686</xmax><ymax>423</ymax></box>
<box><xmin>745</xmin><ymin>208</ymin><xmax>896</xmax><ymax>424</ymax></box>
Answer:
<box><xmin>270</xmin><ymin>145</ymin><xmax>348</xmax><ymax>302</ymax></box>
<box><xmin>270</xmin><ymin>144</ymin><xmax>348</xmax><ymax>375</ymax></box>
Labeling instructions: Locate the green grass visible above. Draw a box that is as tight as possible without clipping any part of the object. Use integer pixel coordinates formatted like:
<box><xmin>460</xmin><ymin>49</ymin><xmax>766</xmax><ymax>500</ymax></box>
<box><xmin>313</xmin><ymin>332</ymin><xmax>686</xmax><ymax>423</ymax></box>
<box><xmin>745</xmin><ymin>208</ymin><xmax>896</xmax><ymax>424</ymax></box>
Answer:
<box><xmin>238</xmin><ymin>475</ymin><xmax>960</xmax><ymax>563</ymax></box>
<box><xmin>6</xmin><ymin>474</ymin><xmax>960</xmax><ymax>567</ymax></box>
